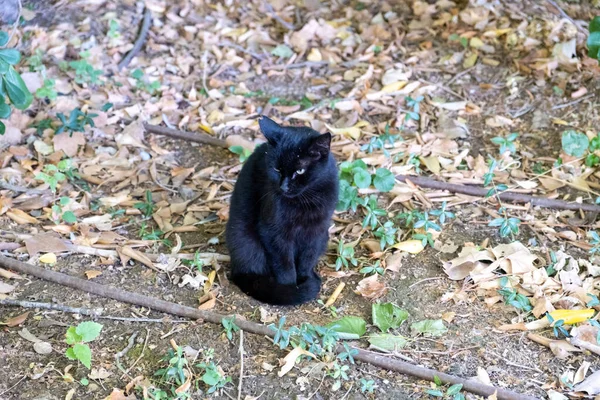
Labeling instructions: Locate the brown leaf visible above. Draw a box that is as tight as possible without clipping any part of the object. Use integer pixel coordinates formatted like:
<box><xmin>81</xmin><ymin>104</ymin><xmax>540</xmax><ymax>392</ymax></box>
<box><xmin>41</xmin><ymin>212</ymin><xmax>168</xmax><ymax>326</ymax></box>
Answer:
<box><xmin>4</xmin><ymin>312</ymin><xmax>30</xmax><ymax>327</ymax></box>
<box><xmin>7</xmin><ymin>209</ymin><xmax>39</xmax><ymax>224</ymax></box>
<box><xmin>354</xmin><ymin>275</ymin><xmax>387</xmax><ymax>300</ymax></box>
<box><xmin>25</xmin><ymin>233</ymin><xmax>70</xmax><ymax>256</ymax></box>
<box><xmin>118</xmin><ymin>246</ymin><xmax>157</xmax><ymax>271</ymax></box>
<box><xmin>52</xmin><ymin>131</ymin><xmax>85</xmax><ymax>157</ymax></box>
<box><xmin>0</xmin><ymin>268</ymin><xmax>21</xmax><ymax>280</ymax></box>
<box><xmin>85</xmin><ymin>270</ymin><xmax>102</xmax><ymax>279</ymax></box>
<box><xmin>198</xmin><ymin>292</ymin><xmax>216</xmax><ymax>310</ymax></box>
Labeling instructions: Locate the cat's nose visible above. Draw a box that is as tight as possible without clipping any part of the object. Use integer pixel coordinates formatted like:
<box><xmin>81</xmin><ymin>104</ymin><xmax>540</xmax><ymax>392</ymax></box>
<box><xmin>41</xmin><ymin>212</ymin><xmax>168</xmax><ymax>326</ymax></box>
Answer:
<box><xmin>280</xmin><ymin>178</ymin><xmax>289</xmax><ymax>192</ymax></box>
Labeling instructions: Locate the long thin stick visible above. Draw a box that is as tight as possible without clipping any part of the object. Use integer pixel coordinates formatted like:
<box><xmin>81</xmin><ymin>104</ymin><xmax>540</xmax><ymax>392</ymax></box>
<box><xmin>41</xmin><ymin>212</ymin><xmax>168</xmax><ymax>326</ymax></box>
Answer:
<box><xmin>237</xmin><ymin>329</ymin><xmax>244</xmax><ymax>400</ymax></box>
<box><xmin>0</xmin><ymin>255</ymin><xmax>537</xmax><ymax>400</ymax></box>
<box><xmin>0</xmin><ymin>298</ymin><xmax>103</xmax><ymax>316</ymax></box>
<box><xmin>396</xmin><ymin>175</ymin><xmax>600</xmax><ymax>213</ymax></box>
<box><xmin>118</xmin><ymin>8</ymin><xmax>152</xmax><ymax>71</ymax></box>
<box><xmin>143</xmin><ymin>123</ymin><xmax>227</xmax><ymax>148</ymax></box>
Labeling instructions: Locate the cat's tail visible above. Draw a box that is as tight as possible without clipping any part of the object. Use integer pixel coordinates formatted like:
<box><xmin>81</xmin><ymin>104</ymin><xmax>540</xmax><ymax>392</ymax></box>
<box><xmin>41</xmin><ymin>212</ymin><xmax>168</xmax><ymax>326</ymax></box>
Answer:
<box><xmin>230</xmin><ymin>273</ymin><xmax>321</xmax><ymax>306</ymax></box>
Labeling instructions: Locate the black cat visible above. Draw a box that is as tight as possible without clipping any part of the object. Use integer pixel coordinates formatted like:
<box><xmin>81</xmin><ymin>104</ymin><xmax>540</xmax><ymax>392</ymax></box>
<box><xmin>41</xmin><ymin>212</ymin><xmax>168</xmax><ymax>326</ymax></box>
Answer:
<box><xmin>225</xmin><ymin>116</ymin><xmax>339</xmax><ymax>305</ymax></box>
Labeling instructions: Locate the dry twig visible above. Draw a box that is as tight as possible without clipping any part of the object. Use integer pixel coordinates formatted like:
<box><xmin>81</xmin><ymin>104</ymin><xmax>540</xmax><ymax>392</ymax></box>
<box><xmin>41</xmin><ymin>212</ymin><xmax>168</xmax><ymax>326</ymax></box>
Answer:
<box><xmin>0</xmin><ymin>298</ymin><xmax>103</xmax><ymax>316</ymax></box>
<box><xmin>144</xmin><ymin>123</ymin><xmax>227</xmax><ymax>148</ymax></box>
<box><xmin>396</xmin><ymin>175</ymin><xmax>600</xmax><ymax>213</ymax></box>
<box><xmin>118</xmin><ymin>8</ymin><xmax>152</xmax><ymax>71</ymax></box>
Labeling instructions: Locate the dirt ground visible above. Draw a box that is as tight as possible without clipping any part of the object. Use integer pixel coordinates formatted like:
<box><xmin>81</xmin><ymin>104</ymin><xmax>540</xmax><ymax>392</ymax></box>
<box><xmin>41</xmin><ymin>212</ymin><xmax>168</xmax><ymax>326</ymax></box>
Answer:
<box><xmin>1</xmin><ymin>0</ymin><xmax>600</xmax><ymax>399</ymax></box>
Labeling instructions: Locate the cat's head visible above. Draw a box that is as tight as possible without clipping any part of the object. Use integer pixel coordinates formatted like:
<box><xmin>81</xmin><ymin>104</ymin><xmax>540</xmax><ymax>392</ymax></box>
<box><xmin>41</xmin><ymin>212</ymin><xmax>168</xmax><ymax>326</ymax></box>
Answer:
<box><xmin>259</xmin><ymin>116</ymin><xmax>332</xmax><ymax>198</ymax></box>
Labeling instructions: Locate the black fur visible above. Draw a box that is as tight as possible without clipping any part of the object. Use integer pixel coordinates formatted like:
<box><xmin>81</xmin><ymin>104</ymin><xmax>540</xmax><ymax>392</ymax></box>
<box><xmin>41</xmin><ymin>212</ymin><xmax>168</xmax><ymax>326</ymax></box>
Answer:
<box><xmin>225</xmin><ymin>116</ymin><xmax>339</xmax><ymax>305</ymax></box>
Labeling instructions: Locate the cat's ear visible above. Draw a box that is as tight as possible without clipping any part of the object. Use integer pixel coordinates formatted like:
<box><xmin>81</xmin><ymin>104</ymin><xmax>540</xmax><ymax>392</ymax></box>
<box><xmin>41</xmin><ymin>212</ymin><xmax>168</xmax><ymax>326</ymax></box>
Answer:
<box><xmin>259</xmin><ymin>116</ymin><xmax>284</xmax><ymax>145</ymax></box>
<box><xmin>308</xmin><ymin>132</ymin><xmax>331</xmax><ymax>159</ymax></box>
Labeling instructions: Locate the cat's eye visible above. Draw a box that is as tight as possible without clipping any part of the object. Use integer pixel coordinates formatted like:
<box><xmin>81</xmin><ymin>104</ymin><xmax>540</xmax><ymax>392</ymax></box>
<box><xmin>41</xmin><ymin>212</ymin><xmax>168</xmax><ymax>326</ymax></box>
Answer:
<box><xmin>296</xmin><ymin>168</ymin><xmax>306</xmax><ymax>175</ymax></box>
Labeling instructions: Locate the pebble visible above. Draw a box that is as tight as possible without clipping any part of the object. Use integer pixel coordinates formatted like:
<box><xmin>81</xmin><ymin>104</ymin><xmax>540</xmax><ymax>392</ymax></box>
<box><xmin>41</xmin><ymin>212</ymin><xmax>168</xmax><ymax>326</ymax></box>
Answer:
<box><xmin>140</xmin><ymin>151</ymin><xmax>151</xmax><ymax>160</ymax></box>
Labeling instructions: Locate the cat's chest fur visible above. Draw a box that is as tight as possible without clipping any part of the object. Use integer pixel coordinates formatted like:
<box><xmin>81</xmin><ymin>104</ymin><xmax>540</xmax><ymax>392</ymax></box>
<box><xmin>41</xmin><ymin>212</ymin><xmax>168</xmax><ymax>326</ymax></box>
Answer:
<box><xmin>261</xmin><ymin>197</ymin><xmax>328</xmax><ymax>238</ymax></box>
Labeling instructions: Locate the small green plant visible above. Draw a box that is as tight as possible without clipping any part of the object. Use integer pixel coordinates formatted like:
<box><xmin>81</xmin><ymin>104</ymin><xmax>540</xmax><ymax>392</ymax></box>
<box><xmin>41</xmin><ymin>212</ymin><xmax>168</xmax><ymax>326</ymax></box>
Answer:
<box><xmin>52</xmin><ymin>197</ymin><xmax>77</xmax><ymax>224</ymax></box>
<box><xmin>131</xmin><ymin>68</ymin><xmax>161</xmax><ymax>94</ymax></box>
<box><xmin>491</xmin><ymin>132</ymin><xmax>518</xmax><ymax>155</ymax></box>
<box><xmin>498</xmin><ymin>277</ymin><xmax>532</xmax><ymax>312</ymax></box>
<box><xmin>221</xmin><ymin>316</ymin><xmax>240</xmax><ymax>341</ymax></box>
<box><xmin>182</xmin><ymin>250</ymin><xmax>206</xmax><ymax>273</ymax></box>
<box><xmin>406</xmin><ymin>153</ymin><xmax>422</xmax><ymax>173</ymax></box>
<box><xmin>339</xmin><ymin>161</ymin><xmax>395</xmax><ymax>192</ymax></box>
<box><xmin>107</xmin><ymin>19</ymin><xmax>121</xmax><ymax>40</ymax></box>
<box><xmin>587</xmin><ymin>16</ymin><xmax>600</xmax><ymax>61</ymax></box>
<box><xmin>361</xmin><ymin>124</ymin><xmax>401</xmax><ymax>156</ymax></box>
<box><xmin>55</xmin><ymin>107</ymin><xmax>97</xmax><ymax>136</ymax></box>
<box><xmin>360</xmin><ymin>378</ymin><xmax>377</xmax><ymax>394</ymax></box>
<box><xmin>271</xmin><ymin>44</ymin><xmax>294</xmax><ymax>58</ymax></box>
<box><xmin>403</xmin><ymin>95</ymin><xmax>423</xmax><ymax>122</ymax></box>
<box><xmin>587</xmin><ymin>293</ymin><xmax>600</xmax><ymax>307</ymax></box>
<box><xmin>138</xmin><ymin>223</ymin><xmax>170</xmax><ymax>243</ymax></box>
<box><xmin>35</xmin><ymin>78</ymin><xmax>57</xmax><ymax>101</ymax></box>
<box><xmin>546</xmin><ymin>313</ymin><xmax>569</xmax><ymax>338</ymax></box>
<box><xmin>336</xmin><ymin>240</ymin><xmax>358</xmax><ymax>270</ymax></box>
<box><xmin>327</xmin><ymin>361</ymin><xmax>350</xmax><ymax>391</ymax></box>
<box><xmin>546</xmin><ymin>251</ymin><xmax>558</xmax><ymax>277</ymax></box>
<box><xmin>69</xmin><ymin>51</ymin><xmax>103</xmax><ymax>85</ymax></box>
<box><xmin>488</xmin><ymin>213</ymin><xmax>521</xmax><ymax>238</ymax></box>
<box><xmin>196</xmin><ymin>358</ymin><xmax>231</xmax><ymax>394</ymax></box>
<box><xmin>35</xmin><ymin>159</ymin><xmax>79</xmax><ymax>192</ymax></box>
<box><xmin>317</xmin><ymin>299</ymin><xmax>339</xmax><ymax>317</ymax></box>
<box><xmin>269</xmin><ymin>317</ymin><xmax>340</xmax><ymax>355</ymax></box>
<box><xmin>360</xmin><ymin>260</ymin><xmax>385</xmax><ymax>276</ymax></box>
<box><xmin>152</xmin><ymin>346</ymin><xmax>189</xmax><ymax>398</ymax></box>
<box><xmin>483</xmin><ymin>158</ymin><xmax>521</xmax><ymax>238</ymax></box>
<box><xmin>337</xmin><ymin>180</ymin><xmax>363</xmax><ymax>212</ymax></box>
<box><xmin>134</xmin><ymin>190</ymin><xmax>155</xmax><ymax>217</ymax></box>
<box><xmin>430</xmin><ymin>201</ymin><xmax>455</xmax><ymax>225</ymax></box>
<box><xmin>243</xmin><ymin>90</ymin><xmax>264</xmax><ymax>98</ymax></box>
<box><xmin>449</xmin><ymin>33</ymin><xmax>468</xmax><ymax>48</ymax></box>
<box><xmin>65</xmin><ymin>321</ymin><xmax>103</xmax><ymax>369</ymax></box>
<box><xmin>373</xmin><ymin>221</ymin><xmax>397</xmax><ymax>250</ymax></box>
<box><xmin>27</xmin><ymin>49</ymin><xmax>44</xmax><ymax>72</ymax></box>
<box><xmin>362</xmin><ymin>195</ymin><xmax>387</xmax><ymax>229</ymax></box>
<box><xmin>30</xmin><ymin>117</ymin><xmax>53</xmax><ymax>135</ymax></box>
<box><xmin>229</xmin><ymin>145</ymin><xmax>252</xmax><ymax>162</ymax></box>
<box><xmin>0</xmin><ymin>31</ymin><xmax>33</xmax><ymax>135</ymax></box>
<box><xmin>427</xmin><ymin>377</ymin><xmax>465</xmax><ymax>399</ymax></box>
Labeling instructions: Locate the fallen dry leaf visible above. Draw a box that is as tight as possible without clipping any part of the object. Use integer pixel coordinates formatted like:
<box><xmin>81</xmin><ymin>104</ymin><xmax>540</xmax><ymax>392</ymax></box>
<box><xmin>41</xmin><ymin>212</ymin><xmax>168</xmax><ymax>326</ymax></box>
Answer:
<box><xmin>354</xmin><ymin>275</ymin><xmax>387</xmax><ymax>300</ymax></box>
<box><xmin>3</xmin><ymin>312</ymin><xmax>30</xmax><ymax>327</ymax></box>
<box><xmin>85</xmin><ymin>270</ymin><xmax>102</xmax><ymax>279</ymax></box>
<box><xmin>278</xmin><ymin>347</ymin><xmax>316</xmax><ymax>377</ymax></box>
<box><xmin>39</xmin><ymin>253</ymin><xmax>57</xmax><ymax>264</ymax></box>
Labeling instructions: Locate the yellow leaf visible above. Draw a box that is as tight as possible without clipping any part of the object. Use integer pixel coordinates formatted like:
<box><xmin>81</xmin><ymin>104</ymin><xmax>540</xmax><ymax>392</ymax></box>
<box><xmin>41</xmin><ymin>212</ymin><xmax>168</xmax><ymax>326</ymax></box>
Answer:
<box><xmin>307</xmin><ymin>48</ymin><xmax>322</xmax><ymax>62</ymax></box>
<box><xmin>7</xmin><ymin>209</ymin><xmax>39</xmax><ymax>224</ymax></box>
<box><xmin>381</xmin><ymin>81</ymin><xmax>407</xmax><ymax>93</ymax></box>
<box><xmin>278</xmin><ymin>347</ymin><xmax>316</xmax><ymax>377</ymax></box>
<box><xmin>420</xmin><ymin>156</ymin><xmax>440</xmax><ymax>175</ymax></box>
<box><xmin>463</xmin><ymin>53</ymin><xmax>478</xmax><ymax>68</ymax></box>
<box><xmin>39</xmin><ymin>253</ymin><xmax>57</xmax><ymax>264</ymax></box>
<box><xmin>470</xmin><ymin>37</ymin><xmax>484</xmax><ymax>48</ymax></box>
<box><xmin>393</xmin><ymin>240</ymin><xmax>425</xmax><ymax>254</ymax></box>
<box><xmin>325</xmin><ymin>121</ymin><xmax>369</xmax><ymax>140</ymax></box>
<box><xmin>548</xmin><ymin>309</ymin><xmax>595</xmax><ymax>325</ymax></box>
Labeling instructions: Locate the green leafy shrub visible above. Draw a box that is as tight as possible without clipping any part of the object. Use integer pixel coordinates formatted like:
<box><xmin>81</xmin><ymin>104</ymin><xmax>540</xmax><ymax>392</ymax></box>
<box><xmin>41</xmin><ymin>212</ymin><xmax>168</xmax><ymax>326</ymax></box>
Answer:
<box><xmin>0</xmin><ymin>31</ymin><xmax>33</xmax><ymax>135</ymax></box>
